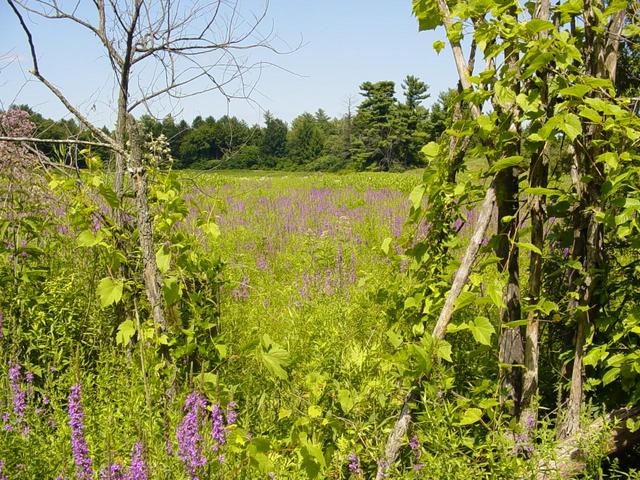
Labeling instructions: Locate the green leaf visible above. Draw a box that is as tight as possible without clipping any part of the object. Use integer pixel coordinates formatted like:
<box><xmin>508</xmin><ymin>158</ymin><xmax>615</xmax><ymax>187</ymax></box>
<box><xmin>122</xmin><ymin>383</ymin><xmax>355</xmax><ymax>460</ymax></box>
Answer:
<box><xmin>597</xmin><ymin>152</ymin><xmax>618</xmax><ymax>169</ymax></box>
<box><xmin>258</xmin><ymin>334</ymin><xmax>290</xmax><ymax>380</ymax></box>
<box><xmin>524</xmin><ymin>18</ymin><xmax>554</xmax><ymax>35</ymax></box>
<box><xmin>410</xmin><ymin>184</ymin><xmax>425</xmax><ymax>210</ymax></box>
<box><xmin>338</xmin><ymin>389</ymin><xmax>355</xmax><ymax>413</ymax></box>
<box><xmin>115</xmin><ymin>320</ymin><xmax>136</xmax><ymax>346</ymax></box>
<box><xmin>602</xmin><ymin>367</ymin><xmax>620</xmax><ymax>386</ymax></box>
<box><xmin>163</xmin><ymin>277</ymin><xmax>182</xmax><ymax>305</ymax></box>
<box><xmin>459</xmin><ymin>407</ymin><xmax>483</xmax><ymax>425</ymax></box>
<box><xmin>307</xmin><ymin>405</ymin><xmax>322</xmax><ymax>418</ymax></box>
<box><xmin>421</xmin><ymin>142</ymin><xmax>440</xmax><ymax>159</ymax></box>
<box><xmin>156</xmin><ymin>247</ymin><xmax>171</xmax><ymax>274</ymax></box>
<box><xmin>469</xmin><ymin>317</ymin><xmax>495</xmax><ymax>346</ymax></box>
<box><xmin>386</xmin><ymin>329</ymin><xmax>403</xmax><ymax>349</ymax></box>
<box><xmin>489</xmin><ymin>156</ymin><xmax>524</xmax><ymax>173</ymax></box>
<box><xmin>433</xmin><ymin>40</ymin><xmax>445</xmax><ymax>53</ymax></box>
<box><xmin>487</xmin><ymin>278</ymin><xmax>506</xmax><ymax>309</ymax></box>
<box><xmin>438</xmin><ymin>340</ymin><xmax>453</xmax><ymax>362</ymax></box>
<box><xmin>381</xmin><ymin>237</ymin><xmax>392</xmax><ymax>255</ymax></box>
<box><xmin>523</xmin><ymin>187</ymin><xmax>561</xmax><ymax>196</ymax></box>
<box><xmin>516</xmin><ymin>242</ymin><xmax>543</xmax><ymax>255</ymax></box>
<box><xmin>559</xmin><ymin>84</ymin><xmax>593</xmax><ymax>98</ymax></box>
<box><xmin>77</xmin><ymin>229</ymin><xmax>104</xmax><ymax>247</ymax></box>
<box><xmin>97</xmin><ymin>277</ymin><xmax>123</xmax><ymax>307</ymax></box>
<box><xmin>202</xmin><ymin>221</ymin><xmax>221</xmax><ymax>240</ymax></box>
<box><xmin>559</xmin><ymin>113</ymin><xmax>582</xmax><ymax>141</ymax></box>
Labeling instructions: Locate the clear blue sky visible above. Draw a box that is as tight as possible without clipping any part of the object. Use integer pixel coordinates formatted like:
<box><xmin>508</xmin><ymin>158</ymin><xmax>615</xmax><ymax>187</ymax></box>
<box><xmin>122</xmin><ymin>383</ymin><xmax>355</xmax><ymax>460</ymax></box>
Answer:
<box><xmin>0</xmin><ymin>1</ymin><xmax>457</xmax><ymax>127</ymax></box>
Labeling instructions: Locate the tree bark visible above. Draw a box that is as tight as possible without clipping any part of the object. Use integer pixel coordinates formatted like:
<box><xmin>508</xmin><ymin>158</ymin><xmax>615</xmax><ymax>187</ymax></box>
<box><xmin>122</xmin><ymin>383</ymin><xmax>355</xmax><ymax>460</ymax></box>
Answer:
<box><xmin>539</xmin><ymin>407</ymin><xmax>640</xmax><ymax>479</ymax></box>
<box><xmin>376</xmin><ymin>184</ymin><xmax>496</xmax><ymax>479</ymax></box>
<box><xmin>521</xmin><ymin>0</ymin><xmax>551</xmax><ymax>423</ymax></box>
<box><xmin>128</xmin><ymin>118</ymin><xmax>167</xmax><ymax>330</ymax></box>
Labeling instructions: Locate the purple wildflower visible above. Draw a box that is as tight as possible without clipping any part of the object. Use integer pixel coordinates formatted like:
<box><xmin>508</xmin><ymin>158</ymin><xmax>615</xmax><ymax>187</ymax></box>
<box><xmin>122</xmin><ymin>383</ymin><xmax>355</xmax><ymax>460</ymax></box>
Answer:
<box><xmin>128</xmin><ymin>442</ymin><xmax>148</xmax><ymax>480</ymax></box>
<box><xmin>211</xmin><ymin>404</ymin><xmax>226</xmax><ymax>453</ymax></box>
<box><xmin>409</xmin><ymin>435</ymin><xmax>420</xmax><ymax>460</ymax></box>
<box><xmin>226</xmin><ymin>401</ymin><xmax>237</xmax><ymax>426</ymax></box>
<box><xmin>176</xmin><ymin>392</ymin><xmax>207</xmax><ymax>480</ymax></box>
<box><xmin>68</xmin><ymin>384</ymin><xmax>93</xmax><ymax>480</ymax></box>
<box><xmin>524</xmin><ymin>415</ymin><xmax>536</xmax><ymax>430</ymax></box>
<box><xmin>8</xmin><ymin>362</ymin><xmax>26</xmax><ymax>425</ymax></box>
<box><xmin>348</xmin><ymin>453</ymin><xmax>362</xmax><ymax>476</ymax></box>
<box><xmin>0</xmin><ymin>460</ymin><xmax>7</xmax><ymax>480</ymax></box>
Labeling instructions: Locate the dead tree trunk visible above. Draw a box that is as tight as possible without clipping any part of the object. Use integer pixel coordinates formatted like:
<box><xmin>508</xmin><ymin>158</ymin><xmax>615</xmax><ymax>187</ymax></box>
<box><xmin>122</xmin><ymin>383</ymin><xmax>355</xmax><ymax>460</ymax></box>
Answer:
<box><xmin>128</xmin><ymin>118</ymin><xmax>167</xmax><ymax>330</ymax></box>
<box><xmin>521</xmin><ymin>0</ymin><xmax>551</xmax><ymax>424</ymax></box>
<box><xmin>558</xmin><ymin>0</ymin><xmax>625</xmax><ymax>439</ymax></box>
<box><xmin>376</xmin><ymin>184</ymin><xmax>496</xmax><ymax>479</ymax></box>
<box><xmin>539</xmin><ymin>407</ymin><xmax>640</xmax><ymax>479</ymax></box>
<box><xmin>496</xmin><ymin>33</ymin><xmax>524</xmax><ymax>415</ymax></box>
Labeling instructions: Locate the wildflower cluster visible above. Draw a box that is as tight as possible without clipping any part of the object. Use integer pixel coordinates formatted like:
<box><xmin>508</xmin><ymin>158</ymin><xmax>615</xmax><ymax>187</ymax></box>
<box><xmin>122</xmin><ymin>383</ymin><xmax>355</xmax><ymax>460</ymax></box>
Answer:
<box><xmin>176</xmin><ymin>392</ymin><xmax>238</xmax><ymax>478</ymax></box>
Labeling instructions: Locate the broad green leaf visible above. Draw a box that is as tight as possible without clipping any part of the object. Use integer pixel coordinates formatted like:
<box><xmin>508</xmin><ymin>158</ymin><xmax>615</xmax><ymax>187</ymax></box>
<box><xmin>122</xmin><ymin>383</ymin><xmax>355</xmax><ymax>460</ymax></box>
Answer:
<box><xmin>381</xmin><ymin>237</ymin><xmax>392</xmax><ymax>255</ymax></box>
<box><xmin>115</xmin><ymin>320</ymin><xmax>136</xmax><ymax>346</ymax></box>
<box><xmin>156</xmin><ymin>247</ymin><xmax>171</xmax><ymax>274</ymax></box>
<box><xmin>516</xmin><ymin>242</ymin><xmax>543</xmax><ymax>255</ymax></box>
<box><xmin>77</xmin><ymin>229</ymin><xmax>104</xmax><ymax>247</ymax></box>
<box><xmin>489</xmin><ymin>156</ymin><xmax>524</xmax><ymax>173</ymax></box>
<box><xmin>438</xmin><ymin>340</ymin><xmax>453</xmax><ymax>362</ymax></box>
<box><xmin>583</xmin><ymin>345</ymin><xmax>608</xmax><ymax>367</ymax></box>
<box><xmin>433</xmin><ymin>40</ymin><xmax>445</xmax><ymax>53</ymax></box>
<box><xmin>559</xmin><ymin>113</ymin><xmax>582</xmax><ymax>141</ymax></box>
<box><xmin>487</xmin><ymin>278</ymin><xmax>506</xmax><ymax>309</ymax></box>
<box><xmin>597</xmin><ymin>152</ymin><xmax>618</xmax><ymax>169</ymax></box>
<box><xmin>459</xmin><ymin>407</ymin><xmax>483</xmax><ymax>425</ymax></box>
<box><xmin>202</xmin><ymin>221</ymin><xmax>221</xmax><ymax>240</ymax></box>
<box><xmin>163</xmin><ymin>277</ymin><xmax>182</xmax><ymax>305</ymax></box>
<box><xmin>97</xmin><ymin>277</ymin><xmax>123</xmax><ymax>307</ymax></box>
<box><xmin>410</xmin><ymin>185</ymin><xmax>425</xmax><ymax>210</ymax></box>
<box><xmin>602</xmin><ymin>367</ymin><xmax>620</xmax><ymax>386</ymax></box>
<box><xmin>559</xmin><ymin>84</ymin><xmax>593</xmax><ymax>98</ymax></box>
<box><xmin>421</xmin><ymin>141</ymin><xmax>440</xmax><ymax>159</ymax></box>
<box><xmin>338</xmin><ymin>389</ymin><xmax>355</xmax><ymax>413</ymax></box>
<box><xmin>469</xmin><ymin>317</ymin><xmax>495</xmax><ymax>346</ymax></box>
<box><xmin>258</xmin><ymin>335</ymin><xmax>290</xmax><ymax>380</ymax></box>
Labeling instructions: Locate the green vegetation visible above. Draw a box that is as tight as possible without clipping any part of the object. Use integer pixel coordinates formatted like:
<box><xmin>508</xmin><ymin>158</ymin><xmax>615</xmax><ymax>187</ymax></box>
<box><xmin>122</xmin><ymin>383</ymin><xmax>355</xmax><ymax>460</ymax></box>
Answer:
<box><xmin>1</xmin><ymin>0</ymin><xmax>640</xmax><ymax>479</ymax></box>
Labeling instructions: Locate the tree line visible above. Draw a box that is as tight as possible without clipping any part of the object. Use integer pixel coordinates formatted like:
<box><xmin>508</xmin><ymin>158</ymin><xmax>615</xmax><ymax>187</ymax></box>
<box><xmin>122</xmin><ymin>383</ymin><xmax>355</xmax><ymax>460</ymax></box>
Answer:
<box><xmin>14</xmin><ymin>76</ymin><xmax>457</xmax><ymax>172</ymax></box>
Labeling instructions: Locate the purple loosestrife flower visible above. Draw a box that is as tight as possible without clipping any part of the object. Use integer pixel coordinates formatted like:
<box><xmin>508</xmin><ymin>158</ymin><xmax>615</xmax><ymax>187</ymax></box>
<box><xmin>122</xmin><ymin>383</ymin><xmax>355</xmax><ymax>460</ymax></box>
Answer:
<box><xmin>8</xmin><ymin>361</ymin><xmax>26</xmax><ymax>425</ymax></box>
<box><xmin>226</xmin><ymin>401</ymin><xmax>237</xmax><ymax>426</ymax></box>
<box><xmin>177</xmin><ymin>392</ymin><xmax>207</xmax><ymax>480</ymax></box>
<box><xmin>348</xmin><ymin>453</ymin><xmax>362</xmax><ymax>476</ymax></box>
<box><xmin>524</xmin><ymin>415</ymin><xmax>536</xmax><ymax>430</ymax></box>
<box><xmin>409</xmin><ymin>435</ymin><xmax>420</xmax><ymax>460</ymax></box>
<box><xmin>211</xmin><ymin>404</ymin><xmax>226</xmax><ymax>453</ymax></box>
<box><xmin>68</xmin><ymin>384</ymin><xmax>93</xmax><ymax>480</ymax></box>
<box><xmin>128</xmin><ymin>442</ymin><xmax>148</xmax><ymax>480</ymax></box>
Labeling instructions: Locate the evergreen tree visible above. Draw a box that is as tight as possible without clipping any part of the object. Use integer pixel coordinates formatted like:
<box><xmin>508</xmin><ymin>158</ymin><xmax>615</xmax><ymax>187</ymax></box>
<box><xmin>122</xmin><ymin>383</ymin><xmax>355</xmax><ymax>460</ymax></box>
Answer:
<box><xmin>287</xmin><ymin>112</ymin><xmax>325</xmax><ymax>164</ymax></box>
<box><xmin>402</xmin><ymin>75</ymin><xmax>429</xmax><ymax>110</ymax></box>
<box><xmin>260</xmin><ymin>111</ymin><xmax>288</xmax><ymax>158</ymax></box>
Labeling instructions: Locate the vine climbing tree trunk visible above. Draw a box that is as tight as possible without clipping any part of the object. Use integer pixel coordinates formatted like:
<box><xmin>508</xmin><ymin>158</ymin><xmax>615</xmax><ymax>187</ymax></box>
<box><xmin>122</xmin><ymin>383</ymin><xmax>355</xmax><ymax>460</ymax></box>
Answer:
<box><xmin>495</xmin><ymin>33</ymin><xmax>524</xmax><ymax>415</ymax></box>
<box><xmin>521</xmin><ymin>0</ymin><xmax>551</xmax><ymax>424</ymax></box>
<box><xmin>128</xmin><ymin>118</ymin><xmax>167</xmax><ymax>330</ymax></box>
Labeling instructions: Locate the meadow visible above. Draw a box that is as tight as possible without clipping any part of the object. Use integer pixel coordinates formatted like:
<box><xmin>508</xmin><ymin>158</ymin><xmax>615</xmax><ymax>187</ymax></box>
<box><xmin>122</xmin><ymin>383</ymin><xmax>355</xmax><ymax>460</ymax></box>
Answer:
<box><xmin>4</xmin><ymin>168</ymin><xmax>494</xmax><ymax>479</ymax></box>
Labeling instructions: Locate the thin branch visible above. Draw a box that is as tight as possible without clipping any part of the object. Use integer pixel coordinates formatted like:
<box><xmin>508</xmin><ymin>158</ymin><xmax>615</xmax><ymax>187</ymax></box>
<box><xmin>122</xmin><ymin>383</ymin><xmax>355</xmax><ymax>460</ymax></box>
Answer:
<box><xmin>0</xmin><ymin>136</ymin><xmax>116</xmax><ymax>149</ymax></box>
